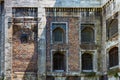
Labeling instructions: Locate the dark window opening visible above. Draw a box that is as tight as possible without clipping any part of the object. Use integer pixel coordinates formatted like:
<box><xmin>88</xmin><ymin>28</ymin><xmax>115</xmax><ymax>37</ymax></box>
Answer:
<box><xmin>53</xmin><ymin>27</ymin><xmax>64</xmax><ymax>43</ymax></box>
<box><xmin>46</xmin><ymin>76</ymin><xmax>54</xmax><ymax>80</ymax></box>
<box><xmin>106</xmin><ymin>19</ymin><xmax>118</xmax><ymax>39</ymax></box>
<box><xmin>53</xmin><ymin>52</ymin><xmax>66</xmax><ymax>71</ymax></box>
<box><xmin>0</xmin><ymin>1</ymin><xmax>4</xmax><ymax>14</ymax></box>
<box><xmin>86</xmin><ymin>11</ymin><xmax>89</xmax><ymax>17</ymax></box>
<box><xmin>20</xmin><ymin>33</ymin><xmax>28</xmax><ymax>43</ymax></box>
<box><xmin>81</xmin><ymin>27</ymin><xmax>94</xmax><ymax>43</ymax></box>
<box><xmin>109</xmin><ymin>47</ymin><xmax>118</xmax><ymax>68</ymax></box>
<box><xmin>82</xmin><ymin>53</ymin><xmax>93</xmax><ymax>70</ymax></box>
<box><xmin>99</xmin><ymin>75</ymin><xmax>108</xmax><ymax>80</ymax></box>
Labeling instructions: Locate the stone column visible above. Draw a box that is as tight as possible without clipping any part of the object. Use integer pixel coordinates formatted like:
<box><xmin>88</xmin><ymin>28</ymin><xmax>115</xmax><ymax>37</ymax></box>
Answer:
<box><xmin>37</xmin><ymin>7</ymin><xmax>46</xmax><ymax>80</ymax></box>
<box><xmin>0</xmin><ymin>2</ymin><xmax>5</xmax><ymax>78</ymax></box>
<box><xmin>4</xmin><ymin>6</ymin><xmax>12</xmax><ymax>80</ymax></box>
<box><xmin>101</xmin><ymin>9</ymin><xmax>107</xmax><ymax>74</ymax></box>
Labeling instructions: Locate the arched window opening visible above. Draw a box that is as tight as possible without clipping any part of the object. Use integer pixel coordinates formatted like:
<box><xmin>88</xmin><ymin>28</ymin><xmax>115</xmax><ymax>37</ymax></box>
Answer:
<box><xmin>99</xmin><ymin>75</ymin><xmax>108</xmax><ymax>80</ymax></box>
<box><xmin>107</xmin><ymin>19</ymin><xmax>118</xmax><ymax>39</ymax></box>
<box><xmin>53</xmin><ymin>52</ymin><xmax>66</xmax><ymax>71</ymax></box>
<box><xmin>81</xmin><ymin>27</ymin><xmax>94</xmax><ymax>43</ymax></box>
<box><xmin>82</xmin><ymin>53</ymin><xmax>93</xmax><ymax>70</ymax></box>
<box><xmin>53</xmin><ymin>27</ymin><xmax>64</xmax><ymax>43</ymax></box>
<box><xmin>109</xmin><ymin>47</ymin><xmax>118</xmax><ymax>67</ymax></box>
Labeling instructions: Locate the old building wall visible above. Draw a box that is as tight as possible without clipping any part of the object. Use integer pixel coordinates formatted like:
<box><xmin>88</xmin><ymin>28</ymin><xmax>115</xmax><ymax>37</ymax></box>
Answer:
<box><xmin>101</xmin><ymin>0</ymin><xmax>120</xmax><ymax>80</ymax></box>
<box><xmin>1</xmin><ymin>0</ymin><xmax>120</xmax><ymax>80</ymax></box>
<box><xmin>46</xmin><ymin>17</ymin><xmax>80</xmax><ymax>72</ymax></box>
<box><xmin>46</xmin><ymin>8</ymin><xmax>102</xmax><ymax>80</ymax></box>
<box><xmin>4</xmin><ymin>0</ymin><xmax>47</xmax><ymax>80</ymax></box>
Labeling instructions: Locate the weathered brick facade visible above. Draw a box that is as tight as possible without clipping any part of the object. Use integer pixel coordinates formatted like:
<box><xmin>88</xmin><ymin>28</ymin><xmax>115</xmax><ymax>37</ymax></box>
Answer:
<box><xmin>0</xmin><ymin>0</ymin><xmax>120</xmax><ymax>80</ymax></box>
<box><xmin>46</xmin><ymin>17</ymin><xmax>80</xmax><ymax>72</ymax></box>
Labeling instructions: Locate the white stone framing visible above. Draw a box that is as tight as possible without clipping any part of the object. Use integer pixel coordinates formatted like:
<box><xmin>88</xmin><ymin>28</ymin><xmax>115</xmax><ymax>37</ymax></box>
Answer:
<box><xmin>80</xmin><ymin>50</ymin><xmax>97</xmax><ymax>72</ymax></box>
<box><xmin>79</xmin><ymin>23</ymin><xmax>97</xmax><ymax>44</ymax></box>
<box><xmin>50</xmin><ymin>49</ymin><xmax>68</xmax><ymax>73</ymax></box>
<box><xmin>50</xmin><ymin>22</ymin><xmax>68</xmax><ymax>44</ymax></box>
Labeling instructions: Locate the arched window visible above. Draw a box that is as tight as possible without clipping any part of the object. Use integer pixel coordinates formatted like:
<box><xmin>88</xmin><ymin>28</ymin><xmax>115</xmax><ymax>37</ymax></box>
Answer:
<box><xmin>108</xmin><ymin>19</ymin><xmax>118</xmax><ymax>38</ymax></box>
<box><xmin>81</xmin><ymin>27</ymin><xmax>94</xmax><ymax>43</ymax></box>
<box><xmin>109</xmin><ymin>47</ymin><xmax>118</xmax><ymax>67</ymax></box>
<box><xmin>53</xmin><ymin>52</ymin><xmax>65</xmax><ymax>71</ymax></box>
<box><xmin>82</xmin><ymin>53</ymin><xmax>93</xmax><ymax>70</ymax></box>
<box><xmin>53</xmin><ymin>27</ymin><xmax>64</xmax><ymax>43</ymax></box>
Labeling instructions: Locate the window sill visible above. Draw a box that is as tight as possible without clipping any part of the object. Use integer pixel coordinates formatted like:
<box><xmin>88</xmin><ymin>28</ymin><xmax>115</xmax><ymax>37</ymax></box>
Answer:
<box><xmin>106</xmin><ymin>33</ymin><xmax>118</xmax><ymax>41</ymax></box>
<box><xmin>82</xmin><ymin>70</ymin><xmax>94</xmax><ymax>72</ymax></box>
<box><xmin>109</xmin><ymin>65</ymin><xmax>119</xmax><ymax>70</ymax></box>
<box><xmin>53</xmin><ymin>42</ymin><xmax>63</xmax><ymax>44</ymax></box>
<box><xmin>53</xmin><ymin>70</ymin><xmax>65</xmax><ymax>72</ymax></box>
<box><xmin>108</xmin><ymin>66</ymin><xmax>119</xmax><ymax>75</ymax></box>
<box><xmin>80</xmin><ymin>43</ymin><xmax>97</xmax><ymax>50</ymax></box>
<box><xmin>81</xmin><ymin>42</ymin><xmax>95</xmax><ymax>44</ymax></box>
<box><xmin>81</xmin><ymin>71</ymin><xmax>96</xmax><ymax>76</ymax></box>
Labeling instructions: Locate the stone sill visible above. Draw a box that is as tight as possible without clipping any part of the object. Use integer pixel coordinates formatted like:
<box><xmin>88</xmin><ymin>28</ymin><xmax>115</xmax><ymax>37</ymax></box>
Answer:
<box><xmin>53</xmin><ymin>70</ymin><xmax>64</xmax><ymax>72</ymax></box>
<box><xmin>108</xmin><ymin>66</ymin><xmax>119</xmax><ymax>75</ymax></box>
<box><xmin>46</xmin><ymin>71</ymin><xmax>97</xmax><ymax>76</ymax></box>
<box><xmin>109</xmin><ymin>65</ymin><xmax>119</xmax><ymax>70</ymax></box>
<box><xmin>106</xmin><ymin>33</ymin><xmax>118</xmax><ymax>41</ymax></box>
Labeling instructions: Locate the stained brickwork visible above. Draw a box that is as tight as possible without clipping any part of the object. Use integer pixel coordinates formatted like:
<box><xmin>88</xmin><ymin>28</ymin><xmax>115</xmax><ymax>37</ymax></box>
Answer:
<box><xmin>12</xmin><ymin>25</ymin><xmax>37</xmax><ymax>72</ymax></box>
<box><xmin>46</xmin><ymin>17</ymin><xmax>80</xmax><ymax>72</ymax></box>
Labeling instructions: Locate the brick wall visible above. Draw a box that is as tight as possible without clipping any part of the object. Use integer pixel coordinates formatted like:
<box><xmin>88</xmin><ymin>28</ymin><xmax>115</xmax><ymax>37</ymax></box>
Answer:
<box><xmin>12</xmin><ymin>25</ymin><xmax>37</xmax><ymax>72</ymax></box>
<box><xmin>46</xmin><ymin>17</ymin><xmax>80</xmax><ymax>72</ymax></box>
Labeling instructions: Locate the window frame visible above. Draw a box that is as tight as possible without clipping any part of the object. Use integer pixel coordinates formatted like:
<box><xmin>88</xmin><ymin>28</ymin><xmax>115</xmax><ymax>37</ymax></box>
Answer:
<box><xmin>80</xmin><ymin>50</ymin><xmax>97</xmax><ymax>72</ymax></box>
<box><xmin>51</xmin><ymin>50</ymin><xmax>68</xmax><ymax>72</ymax></box>
<box><xmin>81</xmin><ymin>27</ymin><xmax>94</xmax><ymax>43</ymax></box>
<box><xmin>52</xmin><ymin>27</ymin><xmax>64</xmax><ymax>43</ymax></box>
<box><xmin>106</xmin><ymin>19</ymin><xmax>118</xmax><ymax>40</ymax></box>
<box><xmin>108</xmin><ymin>47</ymin><xmax>119</xmax><ymax>68</ymax></box>
<box><xmin>51</xmin><ymin>22</ymin><xmax>68</xmax><ymax>44</ymax></box>
<box><xmin>80</xmin><ymin>24</ymin><xmax>96</xmax><ymax>44</ymax></box>
<box><xmin>53</xmin><ymin>52</ymin><xmax>65</xmax><ymax>71</ymax></box>
<box><xmin>82</xmin><ymin>53</ymin><xmax>93</xmax><ymax>71</ymax></box>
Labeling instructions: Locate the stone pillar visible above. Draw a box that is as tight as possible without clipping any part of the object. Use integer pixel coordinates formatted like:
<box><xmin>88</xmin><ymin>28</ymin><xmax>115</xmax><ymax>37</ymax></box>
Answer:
<box><xmin>37</xmin><ymin>7</ymin><xmax>46</xmax><ymax>80</ymax></box>
<box><xmin>4</xmin><ymin>7</ymin><xmax>12</xmax><ymax>80</ymax></box>
<box><xmin>101</xmin><ymin>9</ymin><xmax>107</xmax><ymax>74</ymax></box>
<box><xmin>0</xmin><ymin>2</ymin><xmax>5</xmax><ymax>78</ymax></box>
